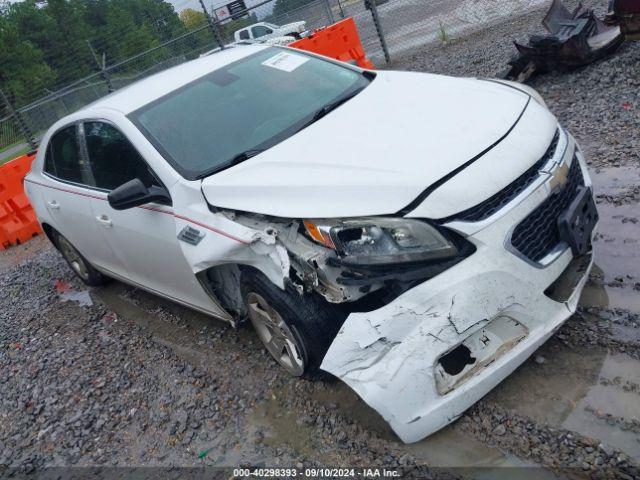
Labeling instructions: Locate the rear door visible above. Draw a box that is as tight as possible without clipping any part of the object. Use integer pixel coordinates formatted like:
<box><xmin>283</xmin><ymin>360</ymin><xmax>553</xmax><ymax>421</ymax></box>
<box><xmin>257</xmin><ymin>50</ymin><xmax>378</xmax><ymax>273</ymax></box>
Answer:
<box><xmin>40</xmin><ymin>123</ymin><xmax>118</xmax><ymax>273</ymax></box>
<box><xmin>81</xmin><ymin>120</ymin><xmax>216</xmax><ymax>311</ymax></box>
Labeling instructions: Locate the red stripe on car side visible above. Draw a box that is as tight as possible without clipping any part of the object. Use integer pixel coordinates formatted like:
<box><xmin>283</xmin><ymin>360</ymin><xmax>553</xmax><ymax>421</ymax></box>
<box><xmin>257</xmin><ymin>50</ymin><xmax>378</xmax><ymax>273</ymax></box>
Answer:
<box><xmin>173</xmin><ymin>213</ymin><xmax>249</xmax><ymax>245</ymax></box>
<box><xmin>25</xmin><ymin>178</ymin><xmax>248</xmax><ymax>245</ymax></box>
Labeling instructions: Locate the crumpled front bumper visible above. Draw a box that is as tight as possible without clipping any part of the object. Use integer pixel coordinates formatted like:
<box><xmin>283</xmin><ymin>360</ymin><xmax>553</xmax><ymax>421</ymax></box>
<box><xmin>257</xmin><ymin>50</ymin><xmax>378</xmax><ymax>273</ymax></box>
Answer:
<box><xmin>320</xmin><ymin>140</ymin><xmax>594</xmax><ymax>443</ymax></box>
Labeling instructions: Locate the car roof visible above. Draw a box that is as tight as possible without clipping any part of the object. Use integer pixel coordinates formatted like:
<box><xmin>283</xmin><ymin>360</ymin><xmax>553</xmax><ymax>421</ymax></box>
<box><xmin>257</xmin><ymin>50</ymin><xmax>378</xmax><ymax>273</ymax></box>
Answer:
<box><xmin>85</xmin><ymin>44</ymin><xmax>269</xmax><ymax>115</ymax></box>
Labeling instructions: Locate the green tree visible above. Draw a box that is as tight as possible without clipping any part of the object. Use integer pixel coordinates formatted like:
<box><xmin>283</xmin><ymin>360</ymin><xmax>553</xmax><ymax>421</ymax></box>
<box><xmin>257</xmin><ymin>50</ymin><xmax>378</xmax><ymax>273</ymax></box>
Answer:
<box><xmin>7</xmin><ymin>0</ymin><xmax>95</xmax><ymax>88</ymax></box>
<box><xmin>179</xmin><ymin>8</ymin><xmax>206</xmax><ymax>30</ymax></box>
<box><xmin>0</xmin><ymin>15</ymin><xmax>52</xmax><ymax>102</ymax></box>
<box><xmin>0</xmin><ymin>0</ymin><xmax>191</xmax><ymax>105</ymax></box>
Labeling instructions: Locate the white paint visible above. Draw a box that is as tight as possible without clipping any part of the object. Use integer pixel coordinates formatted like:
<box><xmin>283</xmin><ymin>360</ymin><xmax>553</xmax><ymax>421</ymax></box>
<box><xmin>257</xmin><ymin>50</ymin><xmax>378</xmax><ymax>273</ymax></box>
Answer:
<box><xmin>201</xmin><ymin>70</ymin><xmax>539</xmax><ymax>218</ymax></box>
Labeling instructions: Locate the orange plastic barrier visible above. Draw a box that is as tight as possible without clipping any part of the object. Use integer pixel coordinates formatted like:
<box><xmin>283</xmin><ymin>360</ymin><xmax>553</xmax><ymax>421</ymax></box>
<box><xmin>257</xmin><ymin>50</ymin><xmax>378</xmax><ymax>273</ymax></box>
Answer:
<box><xmin>0</xmin><ymin>152</ymin><xmax>41</xmax><ymax>249</ymax></box>
<box><xmin>290</xmin><ymin>17</ymin><xmax>375</xmax><ymax>69</ymax></box>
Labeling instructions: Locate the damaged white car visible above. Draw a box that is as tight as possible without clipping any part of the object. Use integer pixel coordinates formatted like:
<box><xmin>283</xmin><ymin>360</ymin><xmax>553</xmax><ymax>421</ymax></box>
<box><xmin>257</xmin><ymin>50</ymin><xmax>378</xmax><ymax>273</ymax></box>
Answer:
<box><xmin>25</xmin><ymin>45</ymin><xmax>599</xmax><ymax>443</ymax></box>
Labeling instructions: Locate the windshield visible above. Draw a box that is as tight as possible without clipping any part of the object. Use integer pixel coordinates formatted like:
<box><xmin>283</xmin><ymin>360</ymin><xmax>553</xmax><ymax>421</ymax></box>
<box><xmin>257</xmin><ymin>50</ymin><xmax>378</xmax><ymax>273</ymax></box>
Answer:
<box><xmin>129</xmin><ymin>48</ymin><xmax>371</xmax><ymax>180</ymax></box>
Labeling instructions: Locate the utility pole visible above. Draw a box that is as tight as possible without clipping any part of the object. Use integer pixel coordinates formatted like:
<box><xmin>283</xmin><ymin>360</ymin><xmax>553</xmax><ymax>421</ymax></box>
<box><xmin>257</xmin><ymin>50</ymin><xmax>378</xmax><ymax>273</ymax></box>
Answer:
<box><xmin>199</xmin><ymin>0</ymin><xmax>225</xmax><ymax>50</ymax></box>
<box><xmin>365</xmin><ymin>0</ymin><xmax>390</xmax><ymax>63</ymax></box>
<box><xmin>322</xmin><ymin>0</ymin><xmax>335</xmax><ymax>24</ymax></box>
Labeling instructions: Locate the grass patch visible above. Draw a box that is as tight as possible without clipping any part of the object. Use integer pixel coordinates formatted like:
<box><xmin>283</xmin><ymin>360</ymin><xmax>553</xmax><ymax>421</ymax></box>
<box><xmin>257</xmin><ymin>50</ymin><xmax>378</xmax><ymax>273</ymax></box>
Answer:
<box><xmin>437</xmin><ymin>22</ymin><xmax>450</xmax><ymax>44</ymax></box>
<box><xmin>0</xmin><ymin>146</ymin><xmax>30</xmax><ymax>165</ymax></box>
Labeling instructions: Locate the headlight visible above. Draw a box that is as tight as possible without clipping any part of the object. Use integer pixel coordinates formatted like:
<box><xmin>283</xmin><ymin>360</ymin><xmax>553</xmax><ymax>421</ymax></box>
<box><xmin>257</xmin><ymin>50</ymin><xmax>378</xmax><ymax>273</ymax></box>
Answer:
<box><xmin>303</xmin><ymin>218</ymin><xmax>459</xmax><ymax>266</ymax></box>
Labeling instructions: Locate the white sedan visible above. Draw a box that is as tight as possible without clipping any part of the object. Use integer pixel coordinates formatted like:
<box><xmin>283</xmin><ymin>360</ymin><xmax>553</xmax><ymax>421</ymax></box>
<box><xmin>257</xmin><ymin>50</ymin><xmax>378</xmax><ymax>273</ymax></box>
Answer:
<box><xmin>25</xmin><ymin>45</ymin><xmax>598</xmax><ymax>443</ymax></box>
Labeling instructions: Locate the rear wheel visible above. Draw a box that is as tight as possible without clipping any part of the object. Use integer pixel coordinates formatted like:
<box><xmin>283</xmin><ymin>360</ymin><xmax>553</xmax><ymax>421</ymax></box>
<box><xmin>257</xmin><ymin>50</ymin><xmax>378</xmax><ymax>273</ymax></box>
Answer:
<box><xmin>242</xmin><ymin>270</ymin><xmax>346</xmax><ymax>377</ymax></box>
<box><xmin>54</xmin><ymin>232</ymin><xmax>110</xmax><ymax>287</ymax></box>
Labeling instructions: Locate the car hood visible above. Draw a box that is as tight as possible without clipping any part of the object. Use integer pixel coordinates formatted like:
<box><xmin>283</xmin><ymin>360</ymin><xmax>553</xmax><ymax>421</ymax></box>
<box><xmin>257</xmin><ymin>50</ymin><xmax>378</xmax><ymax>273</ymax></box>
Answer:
<box><xmin>201</xmin><ymin>71</ymin><xmax>550</xmax><ymax>219</ymax></box>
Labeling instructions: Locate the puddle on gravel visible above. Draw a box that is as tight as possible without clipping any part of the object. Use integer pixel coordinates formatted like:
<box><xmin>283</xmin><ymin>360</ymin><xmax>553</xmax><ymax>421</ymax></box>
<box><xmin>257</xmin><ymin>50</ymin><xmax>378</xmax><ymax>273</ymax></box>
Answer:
<box><xmin>580</xmin><ymin>166</ymin><xmax>640</xmax><ymax>313</ymax></box>
<box><xmin>489</xmin><ymin>343</ymin><xmax>640</xmax><ymax>461</ymax></box>
<box><xmin>592</xmin><ymin>203</ymin><xmax>640</xmax><ymax>283</ymax></box>
<box><xmin>92</xmin><ymin>282</ymin><xmax>247</xmax><ymax>373</ymax></box>
<box><xmin>590</xmin><ymin>167</ymin><xmax>640</xmax><ymax>287</ymax></box>
<box><xmin>579</xmin><ymin>265</ymin><xmax>640</xmax><ymax>312</ymax></box>
<box><xmin>590</xmin><ymin>166</ymin><xmax>640</xmax><ymax>194</ymax></box>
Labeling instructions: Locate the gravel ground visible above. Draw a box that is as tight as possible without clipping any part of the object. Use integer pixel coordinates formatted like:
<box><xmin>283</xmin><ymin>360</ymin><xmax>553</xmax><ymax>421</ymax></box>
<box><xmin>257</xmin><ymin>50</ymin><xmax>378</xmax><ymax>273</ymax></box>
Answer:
<box><xmin>2</xmin><ymin>2</ymin><xmax>640</xmax><ymax>478</ymax></box>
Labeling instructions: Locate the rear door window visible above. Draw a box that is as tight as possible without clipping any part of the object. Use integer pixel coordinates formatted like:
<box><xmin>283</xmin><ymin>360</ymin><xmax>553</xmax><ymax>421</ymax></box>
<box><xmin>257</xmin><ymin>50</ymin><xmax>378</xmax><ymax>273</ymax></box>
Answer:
<box><xmin>251</xmin><ymin>25</ymin><xmax>272</xmax><ymax>38</ymax></box>
<box><xmin>44</xmin><ymin>125</ymin><xmax>87</xmax><ymax>184</ymax></box>
<box><xmin>239</xmin><ymin>29</ymin><xmax>250</xmax><ymax>40</ymax></box>
<box><xmin>83</xmin><ymin>121</ymin><xmax>158</xmax><ymax>191</ymax></box>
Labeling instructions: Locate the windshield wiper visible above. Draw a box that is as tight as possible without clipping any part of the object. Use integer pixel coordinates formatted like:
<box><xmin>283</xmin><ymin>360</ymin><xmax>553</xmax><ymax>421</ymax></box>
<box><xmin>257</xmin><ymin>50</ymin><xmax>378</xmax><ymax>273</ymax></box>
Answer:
<box><xmin>228</xmin><ymin>149</ymin><xmax>264</xmax><ymax>165</ymax></box>
<box><xmin>314</xmin><ymin>87</ymin><xmax>366</xmax><ymax>121</ymax></box>
<box><xmin>296</xmin><ymin>87</ymin><xmax>366</xmax><ymax>134</ymax></box>
<box><xmin>195</xmin><ymin>149</ymin><xmax>264</xmax><ymax>179</ymax></box>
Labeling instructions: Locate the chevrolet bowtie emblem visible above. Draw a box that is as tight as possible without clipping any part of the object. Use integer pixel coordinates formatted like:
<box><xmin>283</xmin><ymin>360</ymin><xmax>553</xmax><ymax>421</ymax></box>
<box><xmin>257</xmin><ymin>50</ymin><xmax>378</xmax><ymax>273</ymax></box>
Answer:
<box><xmin>548</xmin><ymin>162</ymin><xmax>569</xmax><ymax>191</ymax></box>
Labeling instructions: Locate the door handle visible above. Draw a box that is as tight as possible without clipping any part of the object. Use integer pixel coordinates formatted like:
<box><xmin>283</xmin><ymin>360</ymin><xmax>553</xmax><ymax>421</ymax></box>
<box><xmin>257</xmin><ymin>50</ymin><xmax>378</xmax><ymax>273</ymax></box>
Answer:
<box><xmin>96</xmin><ymin>215</ymin><xmax>113</xmax><ymax>228</ymax></box>
<box><xmin>47</xmin><ymin>200</ymin><xmax>60</xmax><ymax>210</ymax></box>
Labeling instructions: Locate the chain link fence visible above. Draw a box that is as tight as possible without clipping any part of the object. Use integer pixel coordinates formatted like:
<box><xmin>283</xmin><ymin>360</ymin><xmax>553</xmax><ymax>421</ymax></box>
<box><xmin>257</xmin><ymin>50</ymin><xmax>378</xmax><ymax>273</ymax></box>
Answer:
<box><xmin>355</xmin><ymin>0</ymin><xmax>550</xmax><ymax>63</ymax></box>
<box><xmin>0</xmin><ymin>0</ymin><xmax>349</xmax><ymax>159</ymax></box>
<box><xmin>0</xmin><ymin>0</ymin><xmax>548</xmax><ymax>161</ymax></box>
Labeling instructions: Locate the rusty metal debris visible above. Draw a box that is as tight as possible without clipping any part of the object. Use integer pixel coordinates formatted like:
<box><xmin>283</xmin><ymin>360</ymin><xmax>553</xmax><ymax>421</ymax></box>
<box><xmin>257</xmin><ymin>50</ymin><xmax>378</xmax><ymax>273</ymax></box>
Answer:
<box><xmin>504</xmin><ymin>0</ymin><xmax>624</xmax><ymax>81</ymax></box>
<box><xmin>606</xmin><ymin>0</ymin><xmax>640</xmax><ymax>40</ymax></box>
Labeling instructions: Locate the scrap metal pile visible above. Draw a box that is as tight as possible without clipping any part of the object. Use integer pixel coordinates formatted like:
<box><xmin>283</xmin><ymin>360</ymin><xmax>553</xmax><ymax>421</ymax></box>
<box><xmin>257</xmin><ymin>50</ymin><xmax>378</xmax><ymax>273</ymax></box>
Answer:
<box><xmin>606</xmin><ymin>0</ymin><xmax>640</xmax><ymax>39</ymax></box>
<box><xmin>504</xmin><ymin>0</ymin><xmax>638</xmax><ymax>81</ymax></box>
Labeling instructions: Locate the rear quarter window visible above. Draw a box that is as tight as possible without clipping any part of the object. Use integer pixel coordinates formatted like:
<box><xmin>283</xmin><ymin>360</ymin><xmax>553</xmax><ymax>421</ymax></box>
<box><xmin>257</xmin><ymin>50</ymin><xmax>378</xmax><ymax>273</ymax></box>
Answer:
<box><xmin>44</xmin><ymin>125</ymin><xmax>85</xmax><ymax>184</ymax></box>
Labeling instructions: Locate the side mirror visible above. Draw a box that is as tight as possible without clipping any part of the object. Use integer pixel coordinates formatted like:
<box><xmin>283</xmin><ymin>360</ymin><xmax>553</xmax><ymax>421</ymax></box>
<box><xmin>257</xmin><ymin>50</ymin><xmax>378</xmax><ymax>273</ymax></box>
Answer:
<box><xmin>107</xmin><ymin>178</ymin><xmax>171</xmax><ymax>211</ymax></box>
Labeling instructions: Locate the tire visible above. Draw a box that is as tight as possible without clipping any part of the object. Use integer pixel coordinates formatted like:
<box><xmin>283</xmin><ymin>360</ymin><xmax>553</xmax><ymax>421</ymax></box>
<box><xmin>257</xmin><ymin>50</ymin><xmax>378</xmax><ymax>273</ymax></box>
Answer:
<box><xmin>241</xmin><ymin>270</ymin><xmax>347</xmax><ymax>377</ymax></box>
<box><xmin>53</xmin><ymin>231</ymin><xmax>110</xmax><ymax>287</ymax></box>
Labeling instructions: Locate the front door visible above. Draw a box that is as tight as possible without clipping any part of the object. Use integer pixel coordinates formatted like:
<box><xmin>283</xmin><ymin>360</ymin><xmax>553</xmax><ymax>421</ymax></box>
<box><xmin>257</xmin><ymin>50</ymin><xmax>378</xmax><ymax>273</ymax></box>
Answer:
<box><xmin>81</xmin><ymin>121</ymin><xmax>217</xmax><ymax>312</ymax></box>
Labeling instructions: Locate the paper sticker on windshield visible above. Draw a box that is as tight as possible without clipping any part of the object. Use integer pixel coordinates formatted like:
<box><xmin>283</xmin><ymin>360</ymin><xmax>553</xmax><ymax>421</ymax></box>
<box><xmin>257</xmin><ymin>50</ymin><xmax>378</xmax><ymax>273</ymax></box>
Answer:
<box><xmin>262</xmin><ymin>52</ymin><xmax>309</xmax><ymax>72</ymax></box>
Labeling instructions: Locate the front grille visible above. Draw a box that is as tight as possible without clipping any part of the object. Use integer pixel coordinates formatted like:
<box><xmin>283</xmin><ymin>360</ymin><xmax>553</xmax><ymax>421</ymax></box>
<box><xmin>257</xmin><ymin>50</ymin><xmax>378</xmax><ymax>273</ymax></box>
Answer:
<box><xmin>440</xmin><ymin>129</ymin><xmax>560</xmax><ymax>223</ymax></box>
<box><xmin>511</xmin><ymin>155</ymin><xmax>585</xmax><ymax>262</ymax></box>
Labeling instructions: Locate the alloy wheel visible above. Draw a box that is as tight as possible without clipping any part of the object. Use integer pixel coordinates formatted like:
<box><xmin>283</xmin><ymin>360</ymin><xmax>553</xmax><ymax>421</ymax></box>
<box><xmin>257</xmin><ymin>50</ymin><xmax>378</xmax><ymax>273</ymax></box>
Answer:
<box><xmin>246</xmin><ymin>292</ymin><xmax>305</xmax><ymax>376</ymax></box>
<box><xmin>57</xmin><ymin>236</ymin><xmax>90</xmax><ymax>281</ymax></box>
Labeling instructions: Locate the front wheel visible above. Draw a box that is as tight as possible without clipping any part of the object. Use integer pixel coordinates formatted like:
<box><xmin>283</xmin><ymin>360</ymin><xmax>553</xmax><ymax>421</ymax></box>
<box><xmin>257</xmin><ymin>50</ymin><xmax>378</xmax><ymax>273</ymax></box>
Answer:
<box><xmin>241</xmin><ymin>270</ymin><xmax>346</xmax><ymax>377</ymax></box>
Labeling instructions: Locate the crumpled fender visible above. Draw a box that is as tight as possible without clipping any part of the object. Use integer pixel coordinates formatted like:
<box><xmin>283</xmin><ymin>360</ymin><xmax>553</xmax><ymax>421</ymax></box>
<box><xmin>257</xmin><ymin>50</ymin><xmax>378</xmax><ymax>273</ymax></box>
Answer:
<box><xmin>171</xmin><ymin>182</ymin><xmax>291</xmax><ymax>290</ymax></box>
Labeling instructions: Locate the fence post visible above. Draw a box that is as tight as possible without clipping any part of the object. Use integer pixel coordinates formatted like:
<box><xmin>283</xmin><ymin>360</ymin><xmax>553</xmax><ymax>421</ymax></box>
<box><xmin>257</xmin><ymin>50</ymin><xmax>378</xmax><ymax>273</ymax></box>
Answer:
<box><xmin>87</xmin><ymin>41</ymin><xmax>115</xmax><ymax>93</ymax></box>
<box><xmin>323</xmin><ymin>0</ymin><xmax>335</xmax><ymax>24</ymax></box>
<box><xmin>365</xmin><ymin>0</ymin><xmax>390</xmax><ymax>63</ymax></box>
<box><xmin>0</xmin><ymin>88</ymin><xmax>38</xmax><ymax>152</ymax></box>
<box><xmin>198</xmin><ymin>0</ymin><xmax>225</xmax><ymax>50</ymax></box>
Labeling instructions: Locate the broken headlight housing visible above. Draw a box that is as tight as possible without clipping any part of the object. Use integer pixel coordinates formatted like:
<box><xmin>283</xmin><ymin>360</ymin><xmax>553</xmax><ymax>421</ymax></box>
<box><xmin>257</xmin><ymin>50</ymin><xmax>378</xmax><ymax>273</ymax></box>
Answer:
<box><xmin>303</xmin><ymin>218</ymin><xmax>460</xmax><ymax>266</ymax></box>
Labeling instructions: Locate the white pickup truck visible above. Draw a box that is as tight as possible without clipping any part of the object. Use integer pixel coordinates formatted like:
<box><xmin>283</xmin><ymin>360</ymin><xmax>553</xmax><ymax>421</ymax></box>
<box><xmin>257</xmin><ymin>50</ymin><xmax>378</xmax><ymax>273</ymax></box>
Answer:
<box><xmin>233</xmin><ymin>21</ymin><xmax>308</xmax><ymax>43</ymax></box>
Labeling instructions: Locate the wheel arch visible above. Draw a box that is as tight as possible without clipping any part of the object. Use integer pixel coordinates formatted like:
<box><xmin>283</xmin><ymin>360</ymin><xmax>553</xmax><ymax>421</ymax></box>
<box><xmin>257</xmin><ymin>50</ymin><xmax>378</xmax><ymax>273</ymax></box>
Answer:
<box><xmin>41</xmin><ymin>222</ymin><xmax>59</xmax><ymax>249</ymax></box>
<box><xmin>198</xmin><ymin>263</ymin><xmax>278</xmax><ymax>322</ymax></box>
